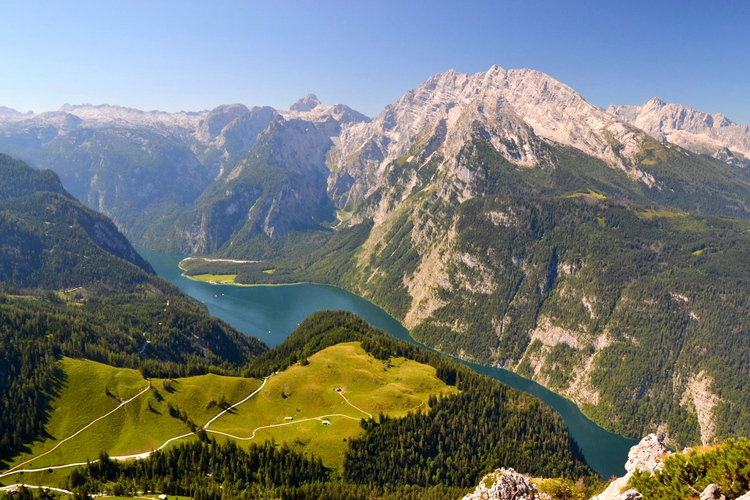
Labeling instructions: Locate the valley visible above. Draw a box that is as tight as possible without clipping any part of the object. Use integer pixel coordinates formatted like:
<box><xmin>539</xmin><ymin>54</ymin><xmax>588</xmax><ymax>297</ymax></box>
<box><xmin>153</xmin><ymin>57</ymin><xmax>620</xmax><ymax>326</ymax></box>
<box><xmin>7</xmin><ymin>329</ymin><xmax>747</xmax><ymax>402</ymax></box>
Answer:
<box><xmin>141</xmin><ymin>245</ymin><xmax>636</xmax><ymax>479</ymax></box>
<box><xmin>3</xmin><ymin>61</ymin><xmax>750</xmax><ymax>499</ymax></box>
<box><xmin>6</xmin><ymin>66</ymin><xmax>750</xmax><ymax>448</ymax></box>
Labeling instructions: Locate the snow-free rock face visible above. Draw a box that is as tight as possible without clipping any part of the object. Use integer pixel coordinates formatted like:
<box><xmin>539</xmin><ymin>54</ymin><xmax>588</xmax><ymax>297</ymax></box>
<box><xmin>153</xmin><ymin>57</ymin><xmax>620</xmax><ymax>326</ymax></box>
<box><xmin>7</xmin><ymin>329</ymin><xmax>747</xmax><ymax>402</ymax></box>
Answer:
<box><xmin>700</xmin><ymin>484</ymin><xmax>727</xmax><ymax>500</ymax></box>
<box><xmin>195</xmin><ymin>103</ymin><xmax>251</xmax><ymax>143</ymax></box>
<box><xmin>462</xmin><ymin>468</ymin><xmax>550</xmax><ymax>500</ymax></box>
<box><xmin>329</xmin><ymin>65</ymin><xmax>650</xmax><ymax>208</ymax></box>
<box><xmin>592</xmin><ymin>434</ymin><xmax>669</xmax><ymax>500</ymax></box>
<box><xmin>624</xmin><ymin>433</ymin><xmax>669</xmax><ymax>474</ymax></box>
<box><xmin>282</xmin><ymin>98</ymin><xmax>370</xmax><ymax>124</ymax></box>
<box><xmin>608</xmin><ymin>98</ymin><xmax>750</xmax><ymax>166</ymax></box>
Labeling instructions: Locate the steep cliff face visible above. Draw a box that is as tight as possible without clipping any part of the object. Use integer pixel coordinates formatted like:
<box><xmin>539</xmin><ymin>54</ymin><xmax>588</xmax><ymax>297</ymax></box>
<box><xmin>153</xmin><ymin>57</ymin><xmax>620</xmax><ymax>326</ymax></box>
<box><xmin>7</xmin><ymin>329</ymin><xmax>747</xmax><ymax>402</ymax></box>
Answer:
<box><xmin>194</xmin><ymin>104</ymin><xmax>279</xmax><ymax>179</ymax></box>
<box><xmin>157</xmin><ymin>117</ymin><xmax>340</xmax><ymax>254</ymax></box>
<box><xmin>608</xmin><ymin>98</ymin><xmax>750</xmax><ymax>167</ymax></box>
<box><xmin>336</xmin><ymin>176</ymin><xmax>748</xmax><ymax>446</ymax></box>
<box><xmin>30</xmin><ymin>128</ymin><xmax>210</xmax><ymax>241</ymax></box>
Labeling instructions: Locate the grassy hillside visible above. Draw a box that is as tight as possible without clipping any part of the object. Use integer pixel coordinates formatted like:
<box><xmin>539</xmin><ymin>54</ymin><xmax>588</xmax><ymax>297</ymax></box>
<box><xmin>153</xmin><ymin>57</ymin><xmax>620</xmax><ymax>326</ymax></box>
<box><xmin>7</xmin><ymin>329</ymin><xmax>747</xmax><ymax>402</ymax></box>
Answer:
<box><xmin>1</xmin><ymin>310</ymin><xmax>598</xmax><ymax>499</ymax></box>
<box><xmin>1</xmin><ymin>343</ymin><xmax>455</xmax><ymax>478</ymax></box>
<box><xmin>211</xmin><ymin>341</ymin><xmax>457</xmax><ymax>468</ymax></box>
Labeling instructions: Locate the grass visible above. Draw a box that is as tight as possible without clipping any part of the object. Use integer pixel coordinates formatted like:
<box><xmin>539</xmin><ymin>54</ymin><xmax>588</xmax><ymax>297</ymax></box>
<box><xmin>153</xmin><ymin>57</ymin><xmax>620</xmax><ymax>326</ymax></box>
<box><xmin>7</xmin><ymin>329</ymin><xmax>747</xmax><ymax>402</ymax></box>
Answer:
<box><xmin>2</xmin><ymin>342</ymin><xmax>457</xmax><ymax>485</ymax></box>
<box><xmin>210</xmin><ymin>342</ymin><xmax>458</xmax><ymax>469</ymax></box>
<box><xmin>3</xmin><ymin>358</ymin><xmax>261</xmax><ymax>480</ymax></box>
<box><xmin>185</xmin><ymin>273</ymin><xmax>237</xmax><ymax>284</ymax></box>
<box><xmin>638</xmin><ymin>208</ymin><xmax>688</xmax><ymax>219</ymax></box>
<box><xmin>566</xmin><ymin>189</ymin><xmax>607</xmax><ymax>199</ymax></box>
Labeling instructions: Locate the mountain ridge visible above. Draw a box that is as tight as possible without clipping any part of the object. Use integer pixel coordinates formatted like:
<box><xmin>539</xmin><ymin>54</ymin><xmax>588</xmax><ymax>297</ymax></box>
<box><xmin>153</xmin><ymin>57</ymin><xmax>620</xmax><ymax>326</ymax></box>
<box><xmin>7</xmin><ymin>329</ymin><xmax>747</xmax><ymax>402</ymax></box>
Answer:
<box><xmin>608</xmin><ymin>97</ymin><xmax>750</xmax><ymax>167</ymax></box>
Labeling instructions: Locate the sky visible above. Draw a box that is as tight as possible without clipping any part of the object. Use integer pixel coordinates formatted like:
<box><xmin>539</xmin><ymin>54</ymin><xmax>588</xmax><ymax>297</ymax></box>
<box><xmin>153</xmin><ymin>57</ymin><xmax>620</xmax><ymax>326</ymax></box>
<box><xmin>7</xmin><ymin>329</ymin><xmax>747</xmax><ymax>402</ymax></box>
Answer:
<box><xmin>1</xmin><ymin>0</ymin><xmax>749</xmax><ymax>123</ymax></box>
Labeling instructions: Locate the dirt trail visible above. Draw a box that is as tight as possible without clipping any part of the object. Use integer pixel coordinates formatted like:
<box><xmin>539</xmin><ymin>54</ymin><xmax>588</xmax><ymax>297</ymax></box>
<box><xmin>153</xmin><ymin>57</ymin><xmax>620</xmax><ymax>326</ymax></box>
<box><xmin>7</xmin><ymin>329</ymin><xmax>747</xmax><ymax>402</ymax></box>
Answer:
<box><xmin>336</xmin><ymin>390</ymin><xmax>373</xmax><ymax>419</ymax></box>
<box><xmin>2</xmin><ymin>382</ymin><xmax>151</xmax><ymax>475</ymax></box>
<box><xmin>0</xmin><ymin>376</ymin><xmax>272</xmax><ymax>479</ymax></box>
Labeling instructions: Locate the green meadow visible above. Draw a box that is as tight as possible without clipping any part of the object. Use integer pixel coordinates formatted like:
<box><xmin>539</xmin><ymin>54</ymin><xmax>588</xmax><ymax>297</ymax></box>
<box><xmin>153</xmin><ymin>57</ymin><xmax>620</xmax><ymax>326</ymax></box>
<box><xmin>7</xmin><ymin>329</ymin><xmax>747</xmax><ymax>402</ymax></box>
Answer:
<box><xmin>2</xmin><ymin>341</ymin><xmax>457</xmax><ymax>487</ymax></box>
<box><xmin>210</xmin><ymin>342</ymin><xmax>458</xmax><ymax>468</ymax></box>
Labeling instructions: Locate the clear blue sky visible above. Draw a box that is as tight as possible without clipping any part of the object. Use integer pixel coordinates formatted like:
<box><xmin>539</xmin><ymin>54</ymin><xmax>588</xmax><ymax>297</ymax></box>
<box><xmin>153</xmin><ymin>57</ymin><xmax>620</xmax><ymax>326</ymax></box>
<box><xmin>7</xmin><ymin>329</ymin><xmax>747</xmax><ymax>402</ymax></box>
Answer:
<box><xmin>1</xmin><ymin>0</ymin><xmax>748</xmax><ymax>123</ymax></box>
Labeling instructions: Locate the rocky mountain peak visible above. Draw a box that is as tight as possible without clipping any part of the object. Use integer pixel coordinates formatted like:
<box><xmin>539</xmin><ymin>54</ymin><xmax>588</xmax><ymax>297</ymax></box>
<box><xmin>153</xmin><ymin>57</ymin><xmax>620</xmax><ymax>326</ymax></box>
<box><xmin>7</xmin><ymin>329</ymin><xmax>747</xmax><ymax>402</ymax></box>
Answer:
<box><xmin>290</xmin><ymin>93</ymin><xmax>322</xmax><ymax>112</ymax></box>
<box><xmin>328</xmin><ymin>65</ymin><xmax>649</xmax><ymax>209</ymax></box>
<box><xmin>609</xmin><ymin>98</ymin><xmax>750</xmax><ymax>165</ymax></box>
<box><xmin>644</xmin><ymin>97</ymin><xmax>666</xmax><ymax>109</ymax></box>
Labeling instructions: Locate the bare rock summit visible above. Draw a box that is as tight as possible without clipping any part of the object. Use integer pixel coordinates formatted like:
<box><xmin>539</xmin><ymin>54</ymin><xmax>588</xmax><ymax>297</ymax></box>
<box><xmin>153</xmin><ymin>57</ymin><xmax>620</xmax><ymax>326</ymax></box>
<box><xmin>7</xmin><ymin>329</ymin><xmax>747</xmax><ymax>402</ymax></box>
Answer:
<box><xmin>462</xmin><ymin>468</ymin><xmax>550</xmax><ymax>500</ymax></box>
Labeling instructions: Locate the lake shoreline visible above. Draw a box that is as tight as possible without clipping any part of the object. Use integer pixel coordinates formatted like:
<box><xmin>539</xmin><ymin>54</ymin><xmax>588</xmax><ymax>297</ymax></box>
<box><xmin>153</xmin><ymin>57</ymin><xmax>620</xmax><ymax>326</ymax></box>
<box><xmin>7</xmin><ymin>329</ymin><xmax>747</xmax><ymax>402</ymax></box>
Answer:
<box><xmin>137</xmin><ymin>245</ymin><xmax>637</xmax><ymax>478</ymax></box>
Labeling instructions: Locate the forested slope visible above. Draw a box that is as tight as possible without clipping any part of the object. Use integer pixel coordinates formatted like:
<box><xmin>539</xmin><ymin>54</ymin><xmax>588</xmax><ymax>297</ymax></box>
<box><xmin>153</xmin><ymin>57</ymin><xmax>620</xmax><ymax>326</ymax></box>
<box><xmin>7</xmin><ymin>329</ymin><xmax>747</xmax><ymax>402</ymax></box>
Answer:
<box><xmin>0</xmin><ymin>155</ymin><xmax>267</xmax><ymax>465</ymax></box>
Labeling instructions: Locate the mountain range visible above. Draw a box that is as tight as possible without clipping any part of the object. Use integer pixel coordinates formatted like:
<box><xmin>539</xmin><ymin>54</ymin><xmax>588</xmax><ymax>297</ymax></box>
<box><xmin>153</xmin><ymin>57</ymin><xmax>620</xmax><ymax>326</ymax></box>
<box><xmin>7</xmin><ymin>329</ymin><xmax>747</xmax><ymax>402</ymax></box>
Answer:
<box><xmin>0</xmin><ymin>158</ymin><xmax>598</xmax><ymax>499</ymax></box>
<box><xmin>3</xmin><ymin>66</ymin><xmax>750</xmax><ymax>449</ymax></box>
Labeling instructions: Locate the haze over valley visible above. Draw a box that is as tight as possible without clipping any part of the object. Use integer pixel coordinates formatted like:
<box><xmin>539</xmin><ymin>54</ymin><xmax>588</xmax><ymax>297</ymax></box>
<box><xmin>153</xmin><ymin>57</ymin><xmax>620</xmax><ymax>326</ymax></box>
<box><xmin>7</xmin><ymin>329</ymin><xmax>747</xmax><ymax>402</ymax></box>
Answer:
<box><xmin>3</xmin><ymin>2</ymin><xmax>750</xmax><ymax>499</ymax></box>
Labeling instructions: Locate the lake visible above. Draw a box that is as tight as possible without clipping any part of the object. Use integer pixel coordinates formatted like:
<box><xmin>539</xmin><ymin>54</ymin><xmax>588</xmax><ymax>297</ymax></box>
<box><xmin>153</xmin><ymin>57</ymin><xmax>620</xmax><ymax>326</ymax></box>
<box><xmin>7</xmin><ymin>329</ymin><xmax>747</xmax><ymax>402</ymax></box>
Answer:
<box><xmin>138</xmin><ymin>246</ymin><xmax>637</xmax><ymax>478</ymax></box>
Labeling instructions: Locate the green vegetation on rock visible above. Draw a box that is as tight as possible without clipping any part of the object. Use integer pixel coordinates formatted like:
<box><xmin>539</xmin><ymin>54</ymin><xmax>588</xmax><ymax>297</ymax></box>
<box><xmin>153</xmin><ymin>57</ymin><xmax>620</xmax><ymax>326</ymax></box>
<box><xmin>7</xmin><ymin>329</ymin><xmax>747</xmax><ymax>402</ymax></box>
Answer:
<box><xmin>629</xmin><ymin>439</ymin><xmax>750</xmax><ymax>499</ymax></box>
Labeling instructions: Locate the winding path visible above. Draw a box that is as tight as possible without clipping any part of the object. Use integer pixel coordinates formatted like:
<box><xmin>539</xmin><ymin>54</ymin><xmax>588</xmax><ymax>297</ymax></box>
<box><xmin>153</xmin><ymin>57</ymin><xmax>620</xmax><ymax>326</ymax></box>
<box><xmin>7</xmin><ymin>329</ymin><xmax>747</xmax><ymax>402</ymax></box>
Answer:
<box><xmin>204</xmin><ymin>386</ymin><xmax>376</xmax><ymax>441</ymax></box>
<box><xmin>203</xmin><ymin>376</ymin><xmax>269</xmax><ymax>429</ymax></box>
<box><xmin>335</xmin><ymin>390</ymin><xmax>373</xmax><ymax>419</ymax></box>
<box><xmin>2</xmin><ymin>382</ymin><xmax>151</xmax><ymax>475</ymax></box>
<box><xmin>206</xmin><ymin>413</ymin><xmax>362</xmax><ymax>441</ymax></box>
<box><xmin>0</xmin><ymin>484</ymin><xmax>72</xmax><ymax>495</ymax></box>
<box><xmin>0</xmin><ymin>376</ymin><xmax>271</xmax><ymax>479</ymax></box>
<box><xmin>1</xmin><ymin>376</ymin><xmax>390</xmax><ymax>481</ymax></box>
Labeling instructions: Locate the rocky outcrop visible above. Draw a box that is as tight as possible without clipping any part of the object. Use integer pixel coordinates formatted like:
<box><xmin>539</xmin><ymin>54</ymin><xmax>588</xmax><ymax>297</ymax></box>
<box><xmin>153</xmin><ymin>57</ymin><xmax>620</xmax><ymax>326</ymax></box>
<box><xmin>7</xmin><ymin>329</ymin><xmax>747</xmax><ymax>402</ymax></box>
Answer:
<box><xmin>624</xmin><ymin>433</ymin><xmax>669</xmax><ymax>474</ymax></box>
<box><xmin>462</xmin><ymin>468</ymin><xmax>550</xmax><ymax>500</ymax></box>
<box><xmin>592</xmin><ymin>434</ymin><xmax>669</xmax><ymax>500</ymax></box>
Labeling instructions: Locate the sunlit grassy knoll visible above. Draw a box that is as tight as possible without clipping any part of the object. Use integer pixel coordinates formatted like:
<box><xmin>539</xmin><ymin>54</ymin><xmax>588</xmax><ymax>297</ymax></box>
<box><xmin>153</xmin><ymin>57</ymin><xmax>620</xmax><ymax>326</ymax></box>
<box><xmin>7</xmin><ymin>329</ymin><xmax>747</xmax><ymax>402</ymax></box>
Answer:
<box><xmin>637</xmin><ymin>208</ymin><xmax>688</xmax><ymax>219</ymax></box>
<box><xmin>3</xmin><ymin>342</ymin><xmax>455</xmax><ymax>479</ymax></box>
<box><xmin>184</xmin><ymin>273</ymin><xmax>237</xmax><ymax>284</ymax></box>
<box><xmin>566</xmin><ymin>189</ymin><xmax>607</xmax><ymax>199</ymax></box>
<box><xmin>210</xmin><ymin>342</ymin><xmax>458</xmax><ymax>469</ymax></box>
<box><xmin>1</xmin><ymin>468</ymin><xmax>71</xmax><ymax>490</ymax></box>
<box><xmin>636</xmin><ymin>138</ymin><xmax>671</xmax><ymax>165</ymax></box>
<box><xmin>4</xmin><ymin>359</ymin><xmax>261</xmax><ymax>474</ymax></box>
<box><xmin>5</xmin><ymin>357</ymin><xmax>152</xmax><ymax>471</ymax></box>
<box><xmin>155</xmin><ymin>372</ymin><xmax>262</xmax><ymax>428</ymax></box>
